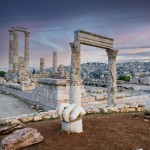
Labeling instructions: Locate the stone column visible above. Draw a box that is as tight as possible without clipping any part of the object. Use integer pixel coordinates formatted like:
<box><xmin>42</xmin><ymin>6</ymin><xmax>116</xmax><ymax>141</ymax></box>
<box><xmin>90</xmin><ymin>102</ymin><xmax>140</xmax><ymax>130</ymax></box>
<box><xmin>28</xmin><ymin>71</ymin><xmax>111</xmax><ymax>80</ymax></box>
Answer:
<box><xmin>70</xmin><ymin>42</ymin><xmax>81</xmax><ymax>105</ymax></box>
<box><xmin>8</xmin><ymin>30</ymin><xmax>14</xmax><ymax>73</ymax></box>
<box><xmin>61</xmin><ymin>42</ymin><xmax>83</xmax><ymax>133</ymax></box>
<box><xmin>40</xmin><ymin>58</ymin><xmax>45</xmax><ymax>74</ymax></box>
<box><xmin>57</xmin><ymin>64</ymin><xmax>64</xmax><ymax>76</ymax></box>
<box><xmin>106</xmin><ymin>49</ymin><xmax>118</xmax><ymax>106</ymax></box>
<box><xmin>24</xmin><ymin>32</ymin><xmax>30</xmax><ymax>71</ymax></box>
<box><xmin>53</xmin><ymin>52</ymin><xmax>57</xmax><ymax>73</ymax></box>
<box><xmin>13</xmin><ymin>32</ymin><xmax>19</xmax><ymax>73</ymax></box>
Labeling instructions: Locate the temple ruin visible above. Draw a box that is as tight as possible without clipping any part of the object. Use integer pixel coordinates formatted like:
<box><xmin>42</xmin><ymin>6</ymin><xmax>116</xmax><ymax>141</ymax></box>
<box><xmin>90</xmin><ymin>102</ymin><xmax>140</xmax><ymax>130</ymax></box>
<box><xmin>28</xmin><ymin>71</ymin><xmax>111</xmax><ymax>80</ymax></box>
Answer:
<box><xmin>70</xmin><ymin>30</ymin><xmax>118</xmax><ymax>106</ymax></box>
<box><xmin>8</xmin><ymin>27</ymin><xmax>30</xmax><ymax>74</ymax></box>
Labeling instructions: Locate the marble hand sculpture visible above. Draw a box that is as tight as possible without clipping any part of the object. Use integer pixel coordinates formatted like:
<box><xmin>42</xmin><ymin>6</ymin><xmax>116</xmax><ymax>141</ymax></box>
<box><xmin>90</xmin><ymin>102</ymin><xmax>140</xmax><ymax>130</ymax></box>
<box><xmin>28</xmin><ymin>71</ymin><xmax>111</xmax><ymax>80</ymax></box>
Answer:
<box><xmin>57</xmin><ymin>103</ymin><xmax>86</xmax><ymax>123</ymax></box>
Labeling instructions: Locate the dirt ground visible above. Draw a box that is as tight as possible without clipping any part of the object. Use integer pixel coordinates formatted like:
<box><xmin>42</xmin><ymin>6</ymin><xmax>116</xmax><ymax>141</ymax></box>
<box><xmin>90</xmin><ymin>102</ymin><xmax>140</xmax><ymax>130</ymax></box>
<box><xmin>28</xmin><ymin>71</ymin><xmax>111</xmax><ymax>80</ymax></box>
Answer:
<box><xmin>1</xmin><ymin>113</ymin><xmax>150</xmax><ymax>150</ymax></box>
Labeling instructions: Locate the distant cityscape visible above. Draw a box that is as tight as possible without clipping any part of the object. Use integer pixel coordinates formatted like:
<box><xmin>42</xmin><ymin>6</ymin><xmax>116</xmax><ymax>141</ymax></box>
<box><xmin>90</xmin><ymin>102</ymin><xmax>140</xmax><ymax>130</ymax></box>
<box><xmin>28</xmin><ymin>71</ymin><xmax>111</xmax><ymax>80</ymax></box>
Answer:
<box><xmin>1</xmin><ymin>60</ymin><xmax>150</xmax><ymax>85</ymax></box>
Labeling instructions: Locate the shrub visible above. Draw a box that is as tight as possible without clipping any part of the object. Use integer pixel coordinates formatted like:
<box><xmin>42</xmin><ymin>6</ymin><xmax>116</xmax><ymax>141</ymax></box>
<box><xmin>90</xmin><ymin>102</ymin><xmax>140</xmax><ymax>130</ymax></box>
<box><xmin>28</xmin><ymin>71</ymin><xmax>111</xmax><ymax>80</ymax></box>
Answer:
<box><xmin>0</xmin><ymin>71</ymin><xmax>6</xmax><ymax>77</ymax></box>
<box><xmin>118</xmin><ymin>75</ymin><xmax>130</xmax><ymax>81</ymax></box>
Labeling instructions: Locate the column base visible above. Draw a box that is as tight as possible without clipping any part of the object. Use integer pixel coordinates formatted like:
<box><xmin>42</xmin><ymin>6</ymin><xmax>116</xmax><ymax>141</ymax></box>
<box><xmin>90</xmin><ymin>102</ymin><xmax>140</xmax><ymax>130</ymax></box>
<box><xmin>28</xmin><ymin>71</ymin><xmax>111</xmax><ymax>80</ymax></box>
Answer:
<box><xmin>61</xmin><ymin>119</ymin><xmax>83</xmax><ymax>133</ymax></box>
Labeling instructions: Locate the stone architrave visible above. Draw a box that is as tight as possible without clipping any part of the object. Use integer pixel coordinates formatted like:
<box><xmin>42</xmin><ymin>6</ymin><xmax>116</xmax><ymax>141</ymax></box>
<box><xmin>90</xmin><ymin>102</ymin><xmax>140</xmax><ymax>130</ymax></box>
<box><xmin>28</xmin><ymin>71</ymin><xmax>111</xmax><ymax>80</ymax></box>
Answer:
<box><xmin>53</xmin><ymin>52</ymin><xmax>57</xmax><ymax>73</ymax></box>
<box><xmin>13</xmin><ymin>32</ymin><xmax>19</xmax><ymax>73</ymax></box>
<box><xmin>24</xmin><ymin>32</ymin><xmax>30</xmax><ymax>71</ymax></box>
<box><xmin>8</xmin><ymin>30</ymin><xmax>15</xmax><ymax>73</ymax></box>
<box><xmin>40</xmin><ymin>58</ymin><xmax>45</xmax><ymax>74</ymax></box>
<box><xmin>106</xmin><ymin>49</ymin><xmax>118</xmax><ymax>106</ymax></box>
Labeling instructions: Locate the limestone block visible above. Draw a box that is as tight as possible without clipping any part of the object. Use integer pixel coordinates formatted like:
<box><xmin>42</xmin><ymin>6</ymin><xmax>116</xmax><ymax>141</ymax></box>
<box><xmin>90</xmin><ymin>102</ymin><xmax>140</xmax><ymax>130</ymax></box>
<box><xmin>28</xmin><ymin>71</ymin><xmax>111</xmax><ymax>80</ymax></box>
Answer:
<box><xmin>1</xmin><ymin>128</ymin><xmax>44</xmax><ymax>150</ymax></box>
<box><xmin>43</xmin><ymin>116</ymin><xmax>51</xmax><ymax>120</ymax></box>
<box><xmin>86</xmin><ymin>109</ymin><xmax>95</xmax><ymax>114</ymax></box>
<box><xmin>11</xmin><ymin>119</ymin><xmax>22</xmax><ymax>125</ymax></box>
<box><xmin>128</xmin><ymin>108</ymin><xmax>136</xmax><ymax>112</ymax></box>
<box><xmin>98</xmin><ymin>107</ymin><xmax>108</xmax><ymax>113</ymax></box>
<box><xmin>33</xmin><ymin>115</ymin><xmax>43</xmax><ymax>122</ymax></box>
<box><xmin>145</xmin><ymin>99</ymin><xmax>150</xmax><ymax>115</ymax></box>
<box><xmin>129</xmin><ymin>102</ymin><xmax>138</xmax><ymax>108</ymax></box>
<box><xmin>0</xmin><ymin>124</ymin><xmax>23</xmax><ymax>135</ymax></box>
<box><xmin>107</xmin><ymin>107</ymin><xmax>119</xmax><ymax>113</ymax></box>
<box><xmin>137</xmin><ymin>107</ymin><xmax>144</xmax><ymax>112</ymax></box>
<box><xmin>95</xmin><ymin>95</ymin><xmax>105</xmax><ymax>101</ymax></box>
<box><xmin>120</xmin><ymin>108</ymin><xmax>129</xmax><ymax>113</ymax></box>
<box><xmin>20</xmin><ymin>116</ymin><xmax>33</xmax><ymax>123</ymax></box>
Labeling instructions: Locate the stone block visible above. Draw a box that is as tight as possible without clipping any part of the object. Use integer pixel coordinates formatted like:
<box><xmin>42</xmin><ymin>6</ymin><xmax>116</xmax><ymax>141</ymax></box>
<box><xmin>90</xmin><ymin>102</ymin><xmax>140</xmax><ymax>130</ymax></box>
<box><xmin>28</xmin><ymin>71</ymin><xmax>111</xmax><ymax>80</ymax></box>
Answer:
<box><xmin>1</xmin><ymin>128</ymin><xmax>44</xmax><ymax>150</ymax></box>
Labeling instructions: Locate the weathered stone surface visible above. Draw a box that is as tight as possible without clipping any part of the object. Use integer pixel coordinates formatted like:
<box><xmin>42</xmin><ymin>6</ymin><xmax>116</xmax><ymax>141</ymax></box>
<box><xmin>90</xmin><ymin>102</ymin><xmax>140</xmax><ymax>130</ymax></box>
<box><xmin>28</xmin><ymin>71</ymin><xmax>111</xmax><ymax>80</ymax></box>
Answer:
<box><xmin>74</xmin><ymin>30</ymin><xmax>113</xmax><ymax>49</ymax></box>
<box><xmin>53</xmin><ymin>52</ymin><xmax>57</xmax><ymax>73</ymax></box>
<box><xmin>145</xmin><ymin>99</ymin><xmax>150</xmax><ymax>115</ymax></box>
<box><xmin>20</xmin><ymin>116</ymin><xmax>33</xmax><ymax>123</ymax></box>
<box><xmin>70</xmin><ymin>42</ymin><xmax>81</xmax><ymax>86</ymax></box>
<box><xmin>0</xmin><ymin>124</ymin><xmax>23</xmax><ymax>135</ymax></box>
<box><xmin>137</xmin><ymin>107</ymin><xmax>144</xmax><ymax>112</ymax></box>
<box><xmin>33</xmin><ymin>115</ymin><xmax>43</xmax><ymax>122</ymax></box>
<box><xmin>11</xmin><ymin>119</ymin><xmax>22</xmax><ymax>125</ymax></box>
<box><xmin>106</xmin><ymin>49</ymin><xmax>118</xmax><ymax>106</ymax></box>
<box><xmin>1</xmin><ymin>128</ymin><xmax>44</xmax><ymax>150</ymax></box>
<box><xmin>40</xmin><ymin>58</ymin><xmax>45</xmax><ymax>74</ymax></box>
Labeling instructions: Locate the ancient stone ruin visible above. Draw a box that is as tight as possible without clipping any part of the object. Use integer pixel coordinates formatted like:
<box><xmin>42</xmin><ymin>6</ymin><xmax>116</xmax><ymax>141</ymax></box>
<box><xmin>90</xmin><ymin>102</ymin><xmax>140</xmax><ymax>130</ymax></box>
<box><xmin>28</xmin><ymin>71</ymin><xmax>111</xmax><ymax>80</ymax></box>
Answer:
<box><xmin>8</xmin><ymin>27</ymin><xmax>30</xmax><ymax>74</ymax></box>
<box><xmin>0</xmin><ymin>28</ymin><xmax>149</xmax><ymax>136</ymax></box>
<box><xmin>70</xmin><ymin>30</ymin><xmax>118</xmax><ymax>106</ymax></box>
<box><xmin>58</xmin><ymin>30</ymin><xmax>119</xmax><ymax>133</ymax></box>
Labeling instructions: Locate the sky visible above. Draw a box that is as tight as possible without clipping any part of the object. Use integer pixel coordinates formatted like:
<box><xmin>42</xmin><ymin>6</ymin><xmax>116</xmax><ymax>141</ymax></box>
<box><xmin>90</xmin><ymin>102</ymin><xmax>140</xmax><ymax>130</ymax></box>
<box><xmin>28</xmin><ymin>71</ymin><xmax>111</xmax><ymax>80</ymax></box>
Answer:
<box><xmin>0</xmin><ymin>0</ymin><xmax>150</xmax><ymax>68</ymax></box>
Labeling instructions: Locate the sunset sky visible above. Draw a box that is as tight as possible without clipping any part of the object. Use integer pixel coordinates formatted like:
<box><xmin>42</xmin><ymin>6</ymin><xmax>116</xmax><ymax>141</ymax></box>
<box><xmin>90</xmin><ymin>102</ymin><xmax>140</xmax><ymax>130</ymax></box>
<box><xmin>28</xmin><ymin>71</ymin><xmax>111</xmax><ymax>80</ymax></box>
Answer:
<box><xmin>0</xmin><ymin>0</ymin><xmax>150</xmax><ymax>68</ymax></box>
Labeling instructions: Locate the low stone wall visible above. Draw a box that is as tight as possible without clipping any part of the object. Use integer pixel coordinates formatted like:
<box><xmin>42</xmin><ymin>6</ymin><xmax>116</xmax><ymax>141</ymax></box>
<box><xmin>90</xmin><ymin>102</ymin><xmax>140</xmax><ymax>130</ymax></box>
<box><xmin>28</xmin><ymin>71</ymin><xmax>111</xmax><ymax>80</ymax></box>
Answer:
<box><xmin>81</xmin><ymin>93</ymin><xmax>149</xmax><ymax>108</ymax></box>
<box><xmin>0</xmin><ymin>85</ymin><xmax>52</xmax><ymax>111</ymax></box>
<box><xmin>0</xmin><ymin>110</ymin><xmax>58</xmax><ymax>126</ymax></box>
<box><xmin>0</xmin><ymin>78</ymin><xmax>86</xmax><ymax>111</ymax></box>
<box><xmin>0</xmin><ymin>104</ymin><xmax>146</xmax><ymax>126</ymax></box>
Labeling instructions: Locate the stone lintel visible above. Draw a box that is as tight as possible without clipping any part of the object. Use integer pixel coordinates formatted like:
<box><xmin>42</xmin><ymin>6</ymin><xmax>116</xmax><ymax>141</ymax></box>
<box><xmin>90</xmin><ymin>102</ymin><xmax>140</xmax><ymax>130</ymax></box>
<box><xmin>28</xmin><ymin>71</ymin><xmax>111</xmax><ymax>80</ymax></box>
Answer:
<box><xmin>74</xmin><ymin>30</ymin><xmax>114</xmax><ymax>41</ymax></box>
<box><xmin>74</xmin><ymin>30</ymin><xmax>114</xmax><ymax>49</ymax></box>
<box><xmin>11</xmin><ymin>27</ymin><xmax>28</xmax><ymax>32</ymax></box>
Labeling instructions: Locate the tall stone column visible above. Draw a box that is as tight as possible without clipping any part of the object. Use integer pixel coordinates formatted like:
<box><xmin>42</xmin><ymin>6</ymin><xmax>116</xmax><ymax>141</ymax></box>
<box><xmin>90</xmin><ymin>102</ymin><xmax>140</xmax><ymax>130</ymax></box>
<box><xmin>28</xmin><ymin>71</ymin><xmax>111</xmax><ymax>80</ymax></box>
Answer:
<box><xmin>24</xmin><ymin>32</ymin><xmax>30</xmax><ymax>71</ymax></box>
<box><xmin>53</xmin><ymin>52</ymin><xmax>57</xmax><ymax>73</ymax></box>
<box><xmin>61</xmin><ymin>42</ymin><xmax>83</xmax><ymax>133</ymax></box>
<box><xmin>13</xmin><ymin>32</ymin><xmax>19</xmax><ymax>73</ymax></box>
<box><xmin>106</xmin><ymin>49</ymin><xmax>118</xmax><ymax>106</ymax></box>
<box><xmin>40</xmin><ymin>58</ymin><xmax>45</xmax><ymax>74</ymax></box>
<box><xmin>8</xmin><ymin>30</ymin><xmax>14</xmax><ymax>73</ymax></box>
<box><xmin>70</xmin><ymin>42</ymin><xmax>81</xmax><ymax>105</ymax></box>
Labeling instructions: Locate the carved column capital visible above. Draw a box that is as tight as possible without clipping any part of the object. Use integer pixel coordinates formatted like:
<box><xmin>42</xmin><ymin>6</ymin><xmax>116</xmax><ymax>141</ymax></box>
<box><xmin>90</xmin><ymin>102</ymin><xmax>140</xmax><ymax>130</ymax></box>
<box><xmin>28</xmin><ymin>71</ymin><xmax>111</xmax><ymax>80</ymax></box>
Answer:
<box><xmin>8</xmin><ymin>30</ymin><xmax>15</xmax><ymax>34</ymax></box>
<box><xmin>69</xmin><ymin>42</ymin><xmax>80</xmax><ymax>53</ymax></box>
<box><xmin>24</xmin><ymin>32</ymin><xmax>30</xmax><ymax>37</ymax></box>
<box><xmin>106</xmin><ymin>49</ymin><xmax>118</xmax><ymax>60</ymax></box>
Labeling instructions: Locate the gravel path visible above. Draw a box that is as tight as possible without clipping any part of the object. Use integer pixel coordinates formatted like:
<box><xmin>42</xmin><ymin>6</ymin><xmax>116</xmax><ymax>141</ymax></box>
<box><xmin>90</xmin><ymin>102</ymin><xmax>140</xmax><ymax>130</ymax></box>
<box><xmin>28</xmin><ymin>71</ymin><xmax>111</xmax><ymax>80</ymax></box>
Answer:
<box><xmin>0</xmin><ymin>93</ymin><xmax>37</xmax><ymax>119</ymax></box>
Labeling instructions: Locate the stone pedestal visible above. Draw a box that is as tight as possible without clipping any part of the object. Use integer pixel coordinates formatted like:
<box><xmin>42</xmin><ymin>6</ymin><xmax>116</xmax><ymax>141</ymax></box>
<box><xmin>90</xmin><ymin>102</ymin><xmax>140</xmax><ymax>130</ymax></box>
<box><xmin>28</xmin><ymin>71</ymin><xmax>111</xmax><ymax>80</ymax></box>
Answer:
<box><xmin>106</xmin><ymin>49</ymin><xmax>118</xmax><ymax>106</ymax></box>
<box><xmin>61</xmin><ymin>119</ymin><xmax>83</xmax><ymax>133</ymax></box>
